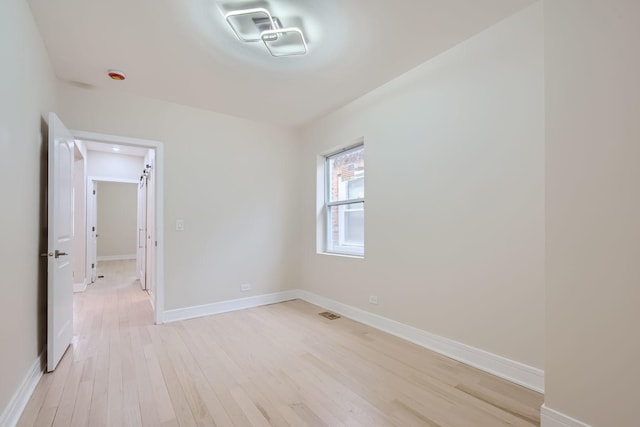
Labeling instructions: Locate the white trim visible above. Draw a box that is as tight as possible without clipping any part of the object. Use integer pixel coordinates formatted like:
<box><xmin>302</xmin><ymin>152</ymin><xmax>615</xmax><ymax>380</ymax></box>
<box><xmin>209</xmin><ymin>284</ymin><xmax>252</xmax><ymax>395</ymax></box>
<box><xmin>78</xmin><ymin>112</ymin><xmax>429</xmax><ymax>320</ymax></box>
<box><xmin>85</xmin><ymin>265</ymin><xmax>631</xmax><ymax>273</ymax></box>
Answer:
<box><xmin>73</xmin><ymin>131</ymin><xmax>161</xmax><ymax>149</ymax></box>
<box><xmin>87</xmin><ymin>176</ymin><xmax>139</xmax><ymax>184</ymax></box>
<box><xmin>317</xmin><ymin>252</ymin><xmax>365</xmax><ymax>260</ymax></box>
<box><xmin>296</xmin><ymin>290</ymin><xmax>545</xmax><ymax>393</ymax></box>
<box><xmin>0</xmin><ymin>351</ymin><xmax>44</xmax><ymax>427</ymax></box>
<box><xmin>73</xmin><ymin>277</ymin><xmax>89</xmax><ymax>293</ymax></box>
<box><xmin>326</xmin><ymin>197</ymin><xmax>365</xmax><ymax>207</ymax></box>
<box><xmin>97</xmin><ymin>254</ymin><xmax>136</xmax><ymax>262</ymax></box>
<box><xmin>73</xmin><ymin>130</ymin><xmax>165</xmax><ymax>325</ymax></box>
<box><xmin>541</xmin><ymin>404</ymin><xmax>591</xmax><ymax>427</ymax></box>
<box><xmin>161</xmin><ymin>287</ymin><xmax>544</xmax><ymax>392</ymax></box>
<box><xmin>8</xmin><ymin>291</ymin><xmax>547</xmax><ymax>425</ymax></box>
<box><xmin>154</xmin><ymin>143</ymin><xmax>165</xmax><ymax>325</ymax></box>
<box><xmin>163</xmin><ymin>290</ymin><xmax>299</xmax><ymax>323</ymax></box>
<box><xmin>320</xmin><ymin>137</ymin><xmax>365</xmax><ymax>158</ymax></box>
<box><xmin>316</xmin><ymin>137</ymin><xmax>366</xmax><ymax>256</ymax></box>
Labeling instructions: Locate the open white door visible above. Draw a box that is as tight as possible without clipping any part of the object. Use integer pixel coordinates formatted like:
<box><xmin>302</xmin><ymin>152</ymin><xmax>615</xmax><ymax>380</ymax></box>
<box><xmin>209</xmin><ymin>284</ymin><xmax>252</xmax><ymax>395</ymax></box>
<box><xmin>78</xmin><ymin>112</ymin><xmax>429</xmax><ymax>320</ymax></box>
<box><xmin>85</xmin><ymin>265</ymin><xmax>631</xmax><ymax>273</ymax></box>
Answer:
<box><xmin>47</xmin><ymin>113</ymin><xmax>75</xmax><ymax>372</ymax></box>
<box><xmin>88</xmin><ymin>180</ymin><xmax>97</xmax><ymax>283</ymax></box>
<box><xmin>145</xmin><ymin>157</ymin><xmax>156</xmax><ymax>298</ymax></box>
<box><xmin>137</xmin><ymin>177</ymin><xmax>147</xmax><ymax>290</ymax></box>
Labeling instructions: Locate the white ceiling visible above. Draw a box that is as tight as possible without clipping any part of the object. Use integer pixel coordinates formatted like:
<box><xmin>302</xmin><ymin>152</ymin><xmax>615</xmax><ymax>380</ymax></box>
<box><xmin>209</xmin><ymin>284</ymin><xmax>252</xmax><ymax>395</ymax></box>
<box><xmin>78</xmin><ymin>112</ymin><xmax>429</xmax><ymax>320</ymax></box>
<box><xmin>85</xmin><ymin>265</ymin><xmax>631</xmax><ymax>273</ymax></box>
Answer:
<box><xmin>27</xmin><ymin>0</ymin><xmax>535</xmax><ymax>127</ymax></box>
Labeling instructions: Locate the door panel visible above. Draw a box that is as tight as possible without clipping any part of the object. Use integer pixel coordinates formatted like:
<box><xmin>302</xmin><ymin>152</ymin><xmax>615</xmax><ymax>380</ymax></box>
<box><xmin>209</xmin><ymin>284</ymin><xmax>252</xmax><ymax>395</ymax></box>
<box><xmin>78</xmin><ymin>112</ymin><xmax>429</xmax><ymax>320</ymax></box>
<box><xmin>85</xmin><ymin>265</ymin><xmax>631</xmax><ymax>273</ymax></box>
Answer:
<box><xmin>88</xmin><ymin>180</ymin><xmax>97</xmax><ymax>283</ymax></box>
<box><xmin>146</xmin><ymin>159</ymin><xmax>155</xmax><ymax>298</ymax></box>
<box><xmin>137</xmin><ymin>177</ymin><xmax>147</xmax><ymax>290</ymax></box>
<box><xmin>47</xmin><ymin>113</ymin><xmax>74</xmax><ymax>372</ymax></box>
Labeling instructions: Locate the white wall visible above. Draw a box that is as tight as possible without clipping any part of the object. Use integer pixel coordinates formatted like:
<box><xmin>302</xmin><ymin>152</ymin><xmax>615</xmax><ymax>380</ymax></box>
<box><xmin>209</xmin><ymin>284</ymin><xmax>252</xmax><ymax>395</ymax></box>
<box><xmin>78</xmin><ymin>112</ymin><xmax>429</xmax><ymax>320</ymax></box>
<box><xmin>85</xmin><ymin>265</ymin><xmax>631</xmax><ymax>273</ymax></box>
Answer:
<box><xmin>97</xmin><ymin>182</ymin><xmax>138</xmax><ymax>259</ymax></box>
<box><xmin>11</xmin><ymin>1</ymin><xmax>640</xmax><ymax>424</ymax></box>
<box><xmin>87</xmin><ymin>150</ymin><xmax>144</xmax><ymax>181</ymax></box>
<box><xmin>544</xmin><ymin>0</ymin><xmax>640</xmax><ymax>425</ymax></box>
<box><xmin>0</xmin><ymin>0</ymin><xmax>56</xmax><ymax>419</ymax></box>
<box><xmin>56</xmin><ymin>83</ymin><xmax>299</xmax><ymax>311</ymax></box>
<box><xmin>298</xmin><ymin>3</ymin><xmax>545</xmax><ymax>369</ymax></box>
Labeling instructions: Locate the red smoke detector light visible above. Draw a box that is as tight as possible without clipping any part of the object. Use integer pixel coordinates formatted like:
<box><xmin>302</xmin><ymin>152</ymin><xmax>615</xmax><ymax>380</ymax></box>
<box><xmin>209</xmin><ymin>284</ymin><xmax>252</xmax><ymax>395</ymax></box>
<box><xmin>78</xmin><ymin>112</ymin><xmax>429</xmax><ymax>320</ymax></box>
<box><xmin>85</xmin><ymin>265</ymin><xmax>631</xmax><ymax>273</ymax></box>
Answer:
<box><xmin>107</xmin><ymin>70</ymin><xmax>126</xmax><ymax>81</ymax></box>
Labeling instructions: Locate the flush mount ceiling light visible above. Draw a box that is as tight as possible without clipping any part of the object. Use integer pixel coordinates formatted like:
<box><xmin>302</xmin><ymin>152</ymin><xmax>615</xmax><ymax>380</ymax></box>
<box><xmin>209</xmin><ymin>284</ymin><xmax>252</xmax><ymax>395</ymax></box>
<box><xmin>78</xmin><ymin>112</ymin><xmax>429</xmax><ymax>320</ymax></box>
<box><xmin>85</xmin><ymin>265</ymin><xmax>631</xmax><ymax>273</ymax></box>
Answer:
<box><xmin>107</xmin><ymin>69</ymin><xmax>126</xmax><ymax>80</ymax></box>
<box><xmin>224</xmin><ymin>8</ymin><xmax>307</xmax><ymax>57</ymax></box>
<box><xmin>261</xmin><ymin>27</ymin><xmax>307</xmax><ymax>57</ymax></box>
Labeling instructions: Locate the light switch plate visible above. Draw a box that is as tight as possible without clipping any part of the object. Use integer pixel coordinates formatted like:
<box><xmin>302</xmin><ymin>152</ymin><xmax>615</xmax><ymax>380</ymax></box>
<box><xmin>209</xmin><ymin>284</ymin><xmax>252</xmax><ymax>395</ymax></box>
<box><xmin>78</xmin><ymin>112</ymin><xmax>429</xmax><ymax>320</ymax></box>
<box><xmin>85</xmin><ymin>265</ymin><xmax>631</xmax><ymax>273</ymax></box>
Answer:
<box><xmin>176</xmin><ymin>219</ymin><xmax>185</xmax><ymax>231</ymax></box>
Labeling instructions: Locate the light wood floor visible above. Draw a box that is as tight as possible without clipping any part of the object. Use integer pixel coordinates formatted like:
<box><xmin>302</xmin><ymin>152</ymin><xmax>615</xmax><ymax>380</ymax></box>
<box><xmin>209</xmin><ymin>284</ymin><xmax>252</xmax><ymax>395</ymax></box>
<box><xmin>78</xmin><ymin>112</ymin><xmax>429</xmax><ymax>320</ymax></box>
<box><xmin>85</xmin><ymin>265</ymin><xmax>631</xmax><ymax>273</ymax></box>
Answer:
<box><xmin>18</xmin><ymin>260</ymin><xmax>543</xmax><ymax>426</ymax></box>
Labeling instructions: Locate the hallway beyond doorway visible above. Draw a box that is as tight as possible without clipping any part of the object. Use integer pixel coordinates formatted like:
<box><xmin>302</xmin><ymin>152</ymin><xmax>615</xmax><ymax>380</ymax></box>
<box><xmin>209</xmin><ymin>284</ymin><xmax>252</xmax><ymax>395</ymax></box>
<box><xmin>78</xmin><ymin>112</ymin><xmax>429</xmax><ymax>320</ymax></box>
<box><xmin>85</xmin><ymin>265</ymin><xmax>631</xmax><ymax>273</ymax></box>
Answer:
<box><xmin>93</xmin><ymin>260</ymin><xmax>143</xmax><ymax>292</ymax></box>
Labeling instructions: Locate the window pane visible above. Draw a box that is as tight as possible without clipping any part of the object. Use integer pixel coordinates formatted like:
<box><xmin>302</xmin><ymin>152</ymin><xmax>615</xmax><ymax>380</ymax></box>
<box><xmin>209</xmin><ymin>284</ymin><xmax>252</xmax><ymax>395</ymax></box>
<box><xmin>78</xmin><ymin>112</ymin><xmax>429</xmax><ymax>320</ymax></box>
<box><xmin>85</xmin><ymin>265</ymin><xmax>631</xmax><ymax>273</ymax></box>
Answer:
<box><xmin>328</xmin><ymin>202</ymin><xmax>364</xmax><ymax>255</ymax></box>
<box><xmin>328</xmin><ymin>146</ymin><xmax>364</xmax><ymax>203</ymax></box>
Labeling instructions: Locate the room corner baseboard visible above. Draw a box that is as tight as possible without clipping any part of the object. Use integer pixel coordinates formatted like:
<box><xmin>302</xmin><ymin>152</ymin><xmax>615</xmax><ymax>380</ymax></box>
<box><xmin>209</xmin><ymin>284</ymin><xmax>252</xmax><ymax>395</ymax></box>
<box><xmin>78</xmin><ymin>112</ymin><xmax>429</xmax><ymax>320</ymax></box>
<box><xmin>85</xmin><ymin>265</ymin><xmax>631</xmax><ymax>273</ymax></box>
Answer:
<box><xmin>296</xmin><ymin>290</ymin><xmax>544</xmax><ymax>393</ymax></box>
<box><xmin>0</xmin><ymin>351</ymin><xmax>44</xmax><ymax>427</ymax></box>
<box><xmin>162</xmin><ymin>290</ymin><xmax>299</xmax><ymax>323</ymax></box>
<box><xmin>541</xmin><ymin>404</ymin><xmax>591</xmax><ymax>427</ymax></box>
<box><xmin>96</xmin><ymin>254</ymin><xmax>136</xmax><ymax>261</ymax></box>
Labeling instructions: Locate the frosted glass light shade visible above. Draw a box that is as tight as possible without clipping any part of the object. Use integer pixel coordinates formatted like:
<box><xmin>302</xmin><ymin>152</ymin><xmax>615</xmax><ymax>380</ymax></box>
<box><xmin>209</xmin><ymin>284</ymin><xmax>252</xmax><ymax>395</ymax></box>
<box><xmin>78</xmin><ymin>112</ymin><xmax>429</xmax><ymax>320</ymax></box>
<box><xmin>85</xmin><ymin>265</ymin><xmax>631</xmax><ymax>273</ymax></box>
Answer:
<box><xmin>261</xmin><ymin>28</ymin><xmax>308</xmax><ymax>57</ymax></box>
<box><xmin>225</xmin><ymin>8</ymin><xmax>275</xmax><ymax>42</ymax></box>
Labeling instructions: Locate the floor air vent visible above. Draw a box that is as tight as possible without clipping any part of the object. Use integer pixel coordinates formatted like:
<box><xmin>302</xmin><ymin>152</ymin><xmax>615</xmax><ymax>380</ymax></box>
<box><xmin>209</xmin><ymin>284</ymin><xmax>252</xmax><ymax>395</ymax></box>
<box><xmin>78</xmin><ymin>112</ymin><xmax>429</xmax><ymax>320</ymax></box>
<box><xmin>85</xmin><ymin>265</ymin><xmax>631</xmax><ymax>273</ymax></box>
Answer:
<box><xmin>319</xmin><ymin>311</ymin><xmax>341</xmax><ymax>320</ymax></box>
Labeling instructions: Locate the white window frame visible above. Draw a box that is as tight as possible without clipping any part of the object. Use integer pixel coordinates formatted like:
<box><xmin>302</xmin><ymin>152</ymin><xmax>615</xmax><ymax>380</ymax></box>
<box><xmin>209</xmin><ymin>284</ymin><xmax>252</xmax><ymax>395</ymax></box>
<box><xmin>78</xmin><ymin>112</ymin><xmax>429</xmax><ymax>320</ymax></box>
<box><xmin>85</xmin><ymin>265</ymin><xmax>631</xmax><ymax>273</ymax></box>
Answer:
<box><xmin>323</xmin><ymin>143</ymin><xmax>364</xmax><ymax>257</ymax></box>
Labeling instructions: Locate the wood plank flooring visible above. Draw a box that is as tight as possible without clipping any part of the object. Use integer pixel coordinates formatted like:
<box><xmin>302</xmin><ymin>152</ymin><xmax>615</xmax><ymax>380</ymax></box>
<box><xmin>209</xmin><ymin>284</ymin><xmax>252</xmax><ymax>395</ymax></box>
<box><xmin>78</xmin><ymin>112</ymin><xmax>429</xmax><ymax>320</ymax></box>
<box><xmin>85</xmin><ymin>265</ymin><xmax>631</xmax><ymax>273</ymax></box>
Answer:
<box><xmin>18</xmin><ymin>260</ymin><xmax>543</xmax><ymax>426</ymax></box>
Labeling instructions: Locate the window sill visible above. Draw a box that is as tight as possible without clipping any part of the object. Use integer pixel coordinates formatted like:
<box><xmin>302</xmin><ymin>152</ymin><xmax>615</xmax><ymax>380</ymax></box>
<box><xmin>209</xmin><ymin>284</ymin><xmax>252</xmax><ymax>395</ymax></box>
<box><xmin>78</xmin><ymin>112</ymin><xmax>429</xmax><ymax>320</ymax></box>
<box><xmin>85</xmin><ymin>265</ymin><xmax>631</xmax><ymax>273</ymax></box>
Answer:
<box><xmin>317</xmin><ymin>251</ymin><xmax>364</xmax><ymax>260</ymax></box>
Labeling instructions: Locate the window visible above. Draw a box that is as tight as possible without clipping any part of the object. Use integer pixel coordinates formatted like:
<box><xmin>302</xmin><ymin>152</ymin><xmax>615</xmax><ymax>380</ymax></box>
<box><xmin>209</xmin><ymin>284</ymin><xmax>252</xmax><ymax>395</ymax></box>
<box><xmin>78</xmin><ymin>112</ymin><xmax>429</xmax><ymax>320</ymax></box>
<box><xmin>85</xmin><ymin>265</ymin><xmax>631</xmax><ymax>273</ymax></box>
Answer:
<box><xmin>325</xmin><ymin>144</ymin><xmax>364</xmax><ymax>256</ymax></box>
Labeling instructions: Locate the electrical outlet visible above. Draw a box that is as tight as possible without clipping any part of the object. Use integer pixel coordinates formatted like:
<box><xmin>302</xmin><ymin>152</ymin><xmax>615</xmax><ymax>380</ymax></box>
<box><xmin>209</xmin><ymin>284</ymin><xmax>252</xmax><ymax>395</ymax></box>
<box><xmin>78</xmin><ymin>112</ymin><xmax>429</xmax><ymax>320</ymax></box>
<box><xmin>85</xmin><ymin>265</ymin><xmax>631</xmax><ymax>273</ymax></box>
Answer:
<box><xmin>369</xmin><ymin>295</ymin><xmax>378</xmax><ymax>305</ymax></box>
<box><xmin>175</xmin><ymin>219</ymin><xmax>185</xmax><ymax>231</ymax></box>
<box><xmin>240</xmin><ymin>283</ymin><xmax>251</xmax><ymax>292</ymax></box>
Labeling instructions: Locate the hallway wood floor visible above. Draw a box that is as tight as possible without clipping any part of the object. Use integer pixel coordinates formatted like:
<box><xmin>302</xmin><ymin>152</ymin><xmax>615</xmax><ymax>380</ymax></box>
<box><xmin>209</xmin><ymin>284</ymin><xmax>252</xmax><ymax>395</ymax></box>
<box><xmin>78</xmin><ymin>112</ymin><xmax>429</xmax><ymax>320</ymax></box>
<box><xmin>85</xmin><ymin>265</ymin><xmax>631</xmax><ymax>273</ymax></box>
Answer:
<box><xmin>18</xmin><ymin>260</ymin><xmax>543</xmax><ymax>426</ymax></box>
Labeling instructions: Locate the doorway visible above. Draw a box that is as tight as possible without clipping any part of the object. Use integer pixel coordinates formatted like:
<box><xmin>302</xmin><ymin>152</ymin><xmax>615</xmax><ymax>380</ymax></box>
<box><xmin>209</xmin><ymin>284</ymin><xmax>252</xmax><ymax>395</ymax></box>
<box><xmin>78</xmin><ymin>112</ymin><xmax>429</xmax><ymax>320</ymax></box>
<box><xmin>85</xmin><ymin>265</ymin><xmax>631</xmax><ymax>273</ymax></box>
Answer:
<box><xmin>73</xmin><ymin>131</ymin><xmax>164</xmax><ymax>324</ymax></box>
<box><xmin>88</xmin><ymin>178</ymin><xmax>139</xmax><ymax>277</ymax></box>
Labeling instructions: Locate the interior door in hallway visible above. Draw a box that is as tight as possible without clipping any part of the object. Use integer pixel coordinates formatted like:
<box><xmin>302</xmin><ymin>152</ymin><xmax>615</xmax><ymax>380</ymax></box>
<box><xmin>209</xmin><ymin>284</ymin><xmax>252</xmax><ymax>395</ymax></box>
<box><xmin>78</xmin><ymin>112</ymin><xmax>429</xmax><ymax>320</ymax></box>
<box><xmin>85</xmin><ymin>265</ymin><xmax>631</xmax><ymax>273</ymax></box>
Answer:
<box><xmin>46</xmin><ymin>112</ymin><xmax>74</xmax><ymax>372</ymax></box>
<box><xmin>88</xmin><ymin>180</ymin><xmax>97</xmax><ymax>283</ymax></box>
<box><xmin>145</xmin><ymin>157</ymin><xmax>155</xmax><ymax>298</ymax></box>
<box><xmin>137</xmin><ymin>176</ymin><xmax>147</xmax><ymax>290</ymax></box>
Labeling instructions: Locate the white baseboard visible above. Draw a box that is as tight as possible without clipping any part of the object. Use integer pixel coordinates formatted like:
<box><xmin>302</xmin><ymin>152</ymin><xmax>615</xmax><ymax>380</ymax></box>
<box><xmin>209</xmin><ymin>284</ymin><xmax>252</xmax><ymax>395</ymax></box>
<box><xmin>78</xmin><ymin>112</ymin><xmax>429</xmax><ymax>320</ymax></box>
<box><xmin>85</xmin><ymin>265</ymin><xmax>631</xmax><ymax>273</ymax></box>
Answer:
<box><xmin>163</xmin><ymin>290</ymin><xmax>299</xmax><ymax>323</ymax></box>
<box><xmin>0</xmin><ymin>351</ymin><xmax>44</xmax><ymax>427</ymax></box>
<box><xmin>296</xmin><ymin>290</ymin><xmax>544</xmax><ymax>393</ymax></box>
<box><xmin>73</xmin><ymin>278</ymin><xmax>89</xmax><ymax>293</ymax></box>
<box><xmin>541</xmin><ymin>404</ymin><xmax>591</xmax><ymax>427</ymax></box>
<box><xmin>97</xmin><ymin>254</ymin><xmax>136</xmax><ymax>261</ymax></box>
<box><xmin>6</xmin><ymin>290</ymin><xmax>545</xmax><ymax>426</ymax></box>
<box><xmin>161</xmin><ymin>288</ymin><xmax>543</xmax><ymax>392</ymax></box>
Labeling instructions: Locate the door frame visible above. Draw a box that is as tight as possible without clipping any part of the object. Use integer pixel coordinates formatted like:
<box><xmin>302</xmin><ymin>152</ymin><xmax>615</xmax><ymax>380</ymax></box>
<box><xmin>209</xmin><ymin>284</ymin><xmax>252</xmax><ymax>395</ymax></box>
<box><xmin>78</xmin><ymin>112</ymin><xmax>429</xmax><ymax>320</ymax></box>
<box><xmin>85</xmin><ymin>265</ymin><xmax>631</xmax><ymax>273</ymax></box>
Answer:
<box><xmin>73</xmin><ymin>130</ymin><xmax>165</xmax><ymax>325</ymax></box>
<box><xmin>137</xmin><ymin>174</ymin><xmax>148</xmax><ymax>290</ymax></box>
<box><xmin>87</xmin><ymin>179</ymin><xmax>97</xmax><ymax>284</ymax></box>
